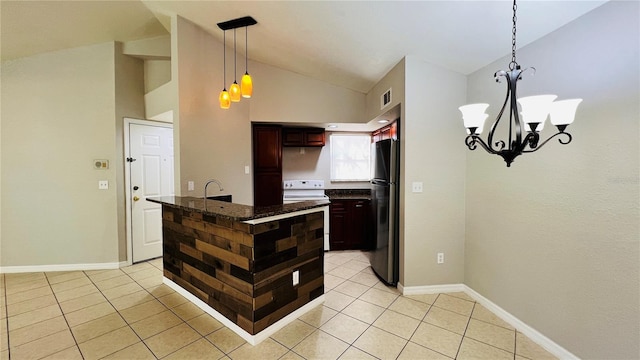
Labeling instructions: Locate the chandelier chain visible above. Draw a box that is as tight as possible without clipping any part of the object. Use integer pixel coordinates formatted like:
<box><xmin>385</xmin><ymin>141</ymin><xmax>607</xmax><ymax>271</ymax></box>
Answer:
<box><xmin>510</xmin><ymin>0</ymin><xmax>518</xmax><ymax>70</ymax></box>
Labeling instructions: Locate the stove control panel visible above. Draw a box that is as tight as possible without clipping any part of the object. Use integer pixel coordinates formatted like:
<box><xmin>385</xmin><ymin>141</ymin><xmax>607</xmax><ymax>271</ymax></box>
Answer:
<box><xmin>283</xmin><ymin>180</ymin><xmax>325</xmax><ymax>190</ymax></box>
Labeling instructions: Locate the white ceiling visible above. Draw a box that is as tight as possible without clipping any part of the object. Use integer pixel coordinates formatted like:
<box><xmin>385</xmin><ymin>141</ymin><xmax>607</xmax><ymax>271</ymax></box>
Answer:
<box><xmin>1</xmin><ymin>1</ymin><xmax>606</xmax><ymax>94</ymax></box>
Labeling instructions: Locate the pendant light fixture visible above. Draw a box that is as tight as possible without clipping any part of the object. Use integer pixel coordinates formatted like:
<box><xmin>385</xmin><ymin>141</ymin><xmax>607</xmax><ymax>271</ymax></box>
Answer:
<box><xmin>459</xmin><ymin>0</ymin><xmax>582</xmax><ymax>167</ymax></box>
<box><xmin>241</xmin><ymin>25</ymin><xmax>253</xmax><ymax>98</ymax></box>
<box><xmin>219</xmin><ymin>30</ymin><xmax>230</xmax><ymax>109</ymax></box>
<box><xmin>217</xmin><ymin>16</ymin><xmax>257</xmax><ymax>109</ymax></box>
<box><xmin>229</xmin><ymin>28</ymin><xmax>241</xmax><ymax>102</ymax></box>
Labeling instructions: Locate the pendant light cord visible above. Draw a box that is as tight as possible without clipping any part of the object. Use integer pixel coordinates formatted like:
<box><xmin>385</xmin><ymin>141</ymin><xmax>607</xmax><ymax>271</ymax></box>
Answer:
<box><xmin>509</xmin><ymin>0</ymin><xmax>518</xmax><ymax>70</ymax></box>
<box><xmin>223</xmin><ymin>30</ymin><xmax>227</xmax><ymax>88</ymax></box>
<box><xmin>233</xmin><ymin>29</ymin><xmax>237</xmax><ymax>81</ymax></box>
<box><xmin>245</xmin><ymin>26</ymin><xmax>248</xmax><ymax>72</ymax></box>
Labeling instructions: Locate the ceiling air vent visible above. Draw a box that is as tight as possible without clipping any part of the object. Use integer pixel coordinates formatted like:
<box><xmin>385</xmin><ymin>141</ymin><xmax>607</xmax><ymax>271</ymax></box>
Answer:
<box><xmin>381</xmin><ymin>88</ymin><xmax>392</xmax><ymax>110</ymax></box>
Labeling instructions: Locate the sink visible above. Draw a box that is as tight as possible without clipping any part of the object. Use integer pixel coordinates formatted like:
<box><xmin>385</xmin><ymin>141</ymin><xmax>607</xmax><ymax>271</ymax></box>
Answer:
<box><xmin>206</xmin><ymin>195</ymin><xmax>232</xmax><ymax>202</ymax></box>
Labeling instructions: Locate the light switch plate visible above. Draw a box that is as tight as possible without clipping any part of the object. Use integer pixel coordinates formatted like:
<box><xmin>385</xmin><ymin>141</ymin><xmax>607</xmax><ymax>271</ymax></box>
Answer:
<box><xmin>244</xmin><ymin>165</ymin><xmax>250</xmax><ymax>175</ymax></box>
<box><xmin>98</xmin><ymin>180</ymin><xmax>109</xmax><ymax>190</ymax></box>
<box><xmin>187</xmin><ymin>181</ymin><xmax>194</xmax><ymax>191</ymax></box>
<box><xmin>412</xmin><ymin>182</ymin><xmax>423</xmax><ymax>193</ymax></box>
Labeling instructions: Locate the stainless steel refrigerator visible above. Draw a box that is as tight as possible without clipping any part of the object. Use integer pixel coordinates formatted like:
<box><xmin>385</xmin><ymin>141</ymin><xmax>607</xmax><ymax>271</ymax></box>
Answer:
<box><xmin>370</xmin><ymin>139</ymin><xmax>399</xmax><ymax>285</ymax></box>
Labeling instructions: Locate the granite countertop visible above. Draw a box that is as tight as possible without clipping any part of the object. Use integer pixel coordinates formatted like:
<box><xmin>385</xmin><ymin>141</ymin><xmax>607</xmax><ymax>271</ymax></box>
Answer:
<box><xmin>146</xmin><ymin>196</ymin><xmax>330</xmax><ymax>221</ymax></box>
<box><xmin>328</xmin><ymin>194</ymin><xmax>372</xmax><ymax>200</ymax></box>
<box><xmin>325</xmin><ymin>189</ymin><xmax>372</xmax><ymax>200</ymax></box>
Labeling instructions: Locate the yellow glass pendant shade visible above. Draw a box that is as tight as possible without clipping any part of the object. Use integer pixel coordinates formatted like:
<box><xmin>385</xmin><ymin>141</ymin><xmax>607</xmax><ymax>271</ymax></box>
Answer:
<box><xmin>229</xmin><ymin>82</ymin><xmax>241</xmax><ymax>102</ymax></box>
<box><xmin>219</xmin><ymin>89</ymin><xmax>231</xmax><ymax>109</ymax></box>
<box><xmin>241</xmin><ymin>72</ymin><xmax>253</xmax><ymax>98</ymax></box>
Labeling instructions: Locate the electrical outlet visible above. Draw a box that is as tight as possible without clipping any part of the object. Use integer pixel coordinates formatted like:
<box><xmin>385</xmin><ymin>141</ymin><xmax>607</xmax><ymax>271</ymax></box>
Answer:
<box><xmin>98</xmin><ymin>180</ymin><xmax>109</xmax><ymax>190</ymax></box>
<box><xmin>188</xmin><ymin>181</ymin><xmax>194</xmax><ymax>191</ymax></box>
<box><xmin>437</xmin><ymin>252</ymin><xmax>444</xmax><ymax>264</ymax></box>
<box><xmin>412</xmin><ymin>182</ymin><xmax>423</xmax><ymax>193</ymax></box>
<box><xmin>244</xmin><ymin>165</ymin><xmax>250</xmax><ymax>175</ymax></box>
<box><xmin>292</xmin><ymin>270</ymin><xmax>300</xmax><ymax>286</ymax></box>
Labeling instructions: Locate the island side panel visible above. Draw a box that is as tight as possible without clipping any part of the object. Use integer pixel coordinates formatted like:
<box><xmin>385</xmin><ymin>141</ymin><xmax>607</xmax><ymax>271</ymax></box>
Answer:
<box><xmin>161</xmin><ymin>204</ymin><xmax>324</xmax><ymax>335</ymax></box>
<box><xmin>252</xmin><ymin>211</ymin><xmax>325</xmax><ymax>334</ymax></box>
<box><xmin>162</xmin><ymin>205</ymin><xmax>254</xmax><ymax>333</ymax></box>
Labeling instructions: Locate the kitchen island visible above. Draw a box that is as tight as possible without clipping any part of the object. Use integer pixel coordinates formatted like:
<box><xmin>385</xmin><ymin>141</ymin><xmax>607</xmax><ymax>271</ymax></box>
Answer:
<box><xmin>146</xmin><ymin>196</ymin><xmax>329</xmax><ymax>344</ymax></box>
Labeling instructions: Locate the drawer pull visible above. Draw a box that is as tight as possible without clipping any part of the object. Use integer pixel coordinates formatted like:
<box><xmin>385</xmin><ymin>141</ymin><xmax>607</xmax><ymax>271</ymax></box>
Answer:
<box><xmin>355</xmin><ymin>204</ymin><xmax>363</xmax><ymax>208</ymax></box>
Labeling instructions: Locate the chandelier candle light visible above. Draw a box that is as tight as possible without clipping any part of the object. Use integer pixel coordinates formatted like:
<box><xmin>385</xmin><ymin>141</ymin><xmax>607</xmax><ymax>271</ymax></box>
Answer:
<box><xmin>459</xmin><ymin>0</ymin><xmax>582</xmax><ymax>167</ymax></box>
<box><xmin>217</xmin><ymin>16</ymin><xmax>257</xmax><ymax>109</ymax></box>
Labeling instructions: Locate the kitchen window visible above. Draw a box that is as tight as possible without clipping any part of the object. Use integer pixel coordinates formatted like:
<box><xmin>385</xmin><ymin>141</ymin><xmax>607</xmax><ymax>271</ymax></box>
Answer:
<box><xmin>330</xmin><ymin>133</ymin><xmax>371</xmax><ymax>181</ymax></box>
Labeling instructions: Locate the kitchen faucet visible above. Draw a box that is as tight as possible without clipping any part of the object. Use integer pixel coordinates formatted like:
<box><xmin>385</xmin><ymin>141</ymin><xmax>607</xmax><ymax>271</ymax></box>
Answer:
<box><xmin>204</xmin><ymin>179</ymin><xmax>224</xmax><ymax>200</ymax></box>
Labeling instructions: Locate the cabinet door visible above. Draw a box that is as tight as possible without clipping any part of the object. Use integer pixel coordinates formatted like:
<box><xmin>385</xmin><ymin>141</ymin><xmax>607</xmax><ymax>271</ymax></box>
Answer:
<box><xmin>253</xmin><ymin>125</ymin><xmax>283</xmax><ymax>207</ymax></box>
<box><xmin>329</xmin><ymin>201</ymin><xmax>348</xmax><ymax>250</ymax></box>
<box><xmin>348</xmin><ymin>200</ymin><xmax>369</xmax><ymax>249</ymax></box>
<box><xmin>254</xmin><ymin>172</ymin><xmax>282</xmax><ymax>207</ymax></box>
<box><xmin>304</xmin><ymin>129</ymin><xmax>326</xmax><ymax>146</ymax></box>
<box><xmin>253</xmin><ymin>125</ymin><xmax>282</xmax><ymax>171</ymax></box>
<box><xmin>282</xmin><ymin>128</ymin><xmax>304</xmax><ymax>146</ymax></box>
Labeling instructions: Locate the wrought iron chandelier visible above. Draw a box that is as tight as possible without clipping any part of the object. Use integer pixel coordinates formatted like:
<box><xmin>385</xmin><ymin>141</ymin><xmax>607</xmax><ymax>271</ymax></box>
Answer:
<box><xmin>459</xmin><ymin>0</ymin><xmax>582</xmax><ymax>167</ymax></box>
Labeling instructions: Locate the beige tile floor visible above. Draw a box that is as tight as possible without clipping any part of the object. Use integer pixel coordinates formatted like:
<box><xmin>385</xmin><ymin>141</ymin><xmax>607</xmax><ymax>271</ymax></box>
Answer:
<box><xmin>0</xmin><ymin>250</ymin><xmax>557</xmax><ymax>360</ymax></box>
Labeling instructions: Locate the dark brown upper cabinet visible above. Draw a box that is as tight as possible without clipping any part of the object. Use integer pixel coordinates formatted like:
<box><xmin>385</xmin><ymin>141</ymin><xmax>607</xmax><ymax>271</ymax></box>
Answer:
<box><xmin>282</xmin><ymin>127</ymin><xmax>326</xmax><ymax>147</ymax></box>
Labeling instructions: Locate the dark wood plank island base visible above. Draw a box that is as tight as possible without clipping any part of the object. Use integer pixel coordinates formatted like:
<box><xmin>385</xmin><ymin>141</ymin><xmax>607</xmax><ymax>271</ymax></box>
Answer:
<box><xmin>147</xmin><ymin>196</ymin><xmax>329</xmax><ymax>344</ymax></box>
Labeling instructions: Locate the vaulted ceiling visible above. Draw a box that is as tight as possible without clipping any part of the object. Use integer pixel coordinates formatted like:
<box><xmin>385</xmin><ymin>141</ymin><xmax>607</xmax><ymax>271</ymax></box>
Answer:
<box><xmin>1</xmin><ymin>1</ymin><xmax>606</xmax><ymax>93</ymax></box>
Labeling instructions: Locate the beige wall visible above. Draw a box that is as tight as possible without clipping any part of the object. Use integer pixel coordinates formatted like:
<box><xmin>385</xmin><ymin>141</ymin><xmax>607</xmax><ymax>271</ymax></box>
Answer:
<box><xmin>145</xmin><ymin>60</ymin><xmax>171</xmax><ymax>93</ymax></box>
<box><xmin>0</xmin><ymin>42</ymin><xmax>136</xmax><ymax>266</ymax></box>
<box><xmin>250</xmin><ymin>62</ymin><xmax>365</xmax><ymax>124</ymax></box>
<box><xmin>464</xmin><ymin>2</ymin><xmax>639</xmax><ymax>358</ymax></box>
<box><xmin>114</xmin><ymin>42</ymin><xmax>146</xmax><ymax>261</ymax></box>
<box><xmin>365</xmin><ymin>60</ymin><xmax>404</xmax><ymax>123</ymax></box>
<box><xmin>172</xmin><ymin>16</ymin><xmax>252</xmax><ymax>204</ymax></box>
<box><xmin>402</xmin><ymin>56</ymin><xmax>467</xmax><ymax>287</ymax></box>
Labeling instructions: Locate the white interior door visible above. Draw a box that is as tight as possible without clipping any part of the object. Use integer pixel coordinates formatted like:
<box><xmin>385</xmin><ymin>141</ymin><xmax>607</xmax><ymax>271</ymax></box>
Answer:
<box><xmin>129</xmin><ymin>123</ymin><xmax>174</xmax><ymax>263</ymax></box>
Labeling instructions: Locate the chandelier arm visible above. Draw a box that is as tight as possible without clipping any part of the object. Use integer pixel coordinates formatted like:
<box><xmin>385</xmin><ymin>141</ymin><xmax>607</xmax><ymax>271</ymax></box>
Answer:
<box><xmin>487</xmin><ymin>77</ymin><xmax>511</xmax><ymax>152</ymax></box>
<box><xmin>522</xmin><ymin>131</ymin><xmax>573</xmax><ymax>153</ymax></box>
<box><xmin>465</xmin><ymin>135</ymin><xmax>498</xmax><ymax>154</ymax></box>
<box><xmin>508</xmin><ymin>69</ymin><xmax>524</xmax><ymax>152</ymax></box>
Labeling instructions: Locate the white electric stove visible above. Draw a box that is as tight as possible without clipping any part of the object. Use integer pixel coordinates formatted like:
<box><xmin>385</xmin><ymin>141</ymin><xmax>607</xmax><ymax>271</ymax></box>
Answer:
<box><xmin>283</xmin><ymin>180</ymin><xmax>330</xmax><ymax>251</ymax></box>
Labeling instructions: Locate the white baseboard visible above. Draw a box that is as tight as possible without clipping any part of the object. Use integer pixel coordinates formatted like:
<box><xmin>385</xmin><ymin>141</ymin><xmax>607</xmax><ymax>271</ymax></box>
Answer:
<box><xmin>400</xmin><ymin>282</ymin><xmax>578</xmax><ymax>360</ymax></box>
<box><xmin>163</xmin><ymin>277</ymin><xmax>324</xmax><ymax>345</ymax></box>
<box><xmin>463</xmin><ymin>285</ymin><xmax>579</xmax><ymax>360</ymax></box>
<box><xmin>399</xmin><ymin>282</ymin><xmax>465</xmax><ymax>295</ymax></box>
<box><xmin>0</xmin><ymin>261</ymin><xmax>123</xmax><ymax>274</ymax></box>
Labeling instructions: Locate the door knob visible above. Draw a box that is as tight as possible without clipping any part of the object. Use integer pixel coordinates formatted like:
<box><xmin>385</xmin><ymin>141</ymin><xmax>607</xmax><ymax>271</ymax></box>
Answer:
<box><xmin>133</xmin><ymin>196</ymin><xmax>140</xmax><ymax>201</ymax></box>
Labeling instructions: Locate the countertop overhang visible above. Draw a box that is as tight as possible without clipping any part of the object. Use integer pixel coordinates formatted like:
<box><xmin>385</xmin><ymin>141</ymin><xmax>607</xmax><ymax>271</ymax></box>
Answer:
<box><xmin>146</xmin><ymin>196</ymin><xmax>330</xmax><ymax>221</ymax></box>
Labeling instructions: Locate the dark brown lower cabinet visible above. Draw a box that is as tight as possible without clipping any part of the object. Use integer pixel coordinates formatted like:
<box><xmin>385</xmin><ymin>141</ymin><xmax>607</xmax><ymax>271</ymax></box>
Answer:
<box><xmin>330</xmin><ymin>199</ymin><xmax>371</xmax><ymax>250</ymax></box>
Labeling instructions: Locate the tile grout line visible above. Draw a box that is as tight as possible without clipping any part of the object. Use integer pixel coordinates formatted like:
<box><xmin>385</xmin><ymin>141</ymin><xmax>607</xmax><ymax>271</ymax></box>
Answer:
<box><xmin>391</xmin><ymin>293</ymin><xmax>441</xmax><ymax>360</ymax></box>
<box><xmin>513</xmin><ymin>328</ymin><xmax>518</xmax><ymax>360</ymax></box>
<box><xmin>453</xmin><ymin>300</ymin><xmax>477</xmax><ymax>359</ymax></box>
<box><xmin>43</xmin><ymin>271</ymin><xmax>83</xmax><ymax>359</ymax></box>
<box><xmin>83</xmin><ymin>267</ymin><xmax>159</xmax><ymax>359</ymax></box>
<box><xmin>327</xmin><ymin>263</ymin><xmax>403</xmax><ymax>359</ymax></box>
<box><xmin>2</xmin><ymin>275</ymin><xmax>12</xmax><ymax>360</ymax></box>
<box><xmin>119</xmin><ymin>260</ymin><xmax>227</xmax><ymax>359</ymax></box>
<box><xmin>138</xmin><ymin>259</ymin><xmax>234</xmax><ymax>358</ymax></box>
<box><xmin>286</xmin><ymin>263</ymin><xmax>381</xmax><ymax>359</ymax></box>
